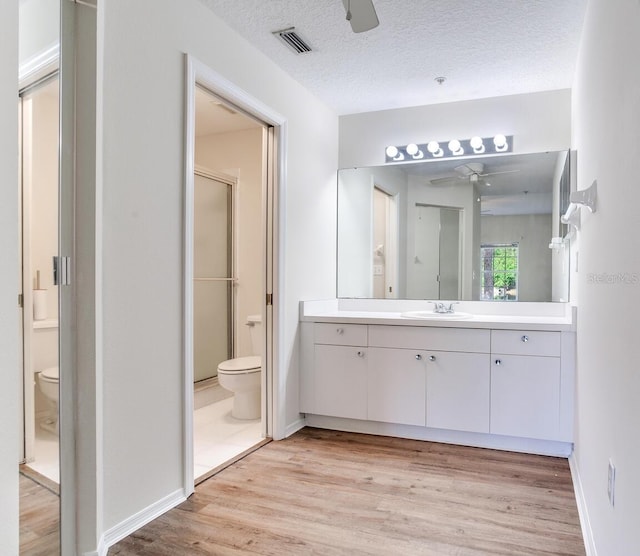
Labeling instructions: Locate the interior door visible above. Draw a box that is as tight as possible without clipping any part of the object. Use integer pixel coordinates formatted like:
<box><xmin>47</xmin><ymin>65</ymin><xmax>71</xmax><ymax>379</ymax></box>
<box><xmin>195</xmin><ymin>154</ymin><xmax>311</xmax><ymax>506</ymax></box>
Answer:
<box><xmin>193</xmin><ymin>172</ymin><xmax>233</xmax><ymax>382</ymax></box>
<box><xmin>412</xmin><ymin>205</ymin><xmax>441</xmax><ymax>299</ymax></box>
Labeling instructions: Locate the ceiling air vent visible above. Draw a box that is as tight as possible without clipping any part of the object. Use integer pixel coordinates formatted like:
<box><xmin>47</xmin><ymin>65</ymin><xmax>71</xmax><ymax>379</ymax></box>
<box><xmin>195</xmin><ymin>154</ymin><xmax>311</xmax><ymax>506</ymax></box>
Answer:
<box><xmin>272</xmin><ymin>27</ymin><xmax>313</xmax><ymax>54</ymax></box>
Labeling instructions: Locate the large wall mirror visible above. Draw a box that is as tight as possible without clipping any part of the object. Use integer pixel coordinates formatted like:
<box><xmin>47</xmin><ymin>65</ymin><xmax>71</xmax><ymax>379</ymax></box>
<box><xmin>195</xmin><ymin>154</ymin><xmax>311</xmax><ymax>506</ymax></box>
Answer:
<box><xmin>338</xmin><ymin>150</ymin><xmax>571</xmax><ymax>302</ymax></box>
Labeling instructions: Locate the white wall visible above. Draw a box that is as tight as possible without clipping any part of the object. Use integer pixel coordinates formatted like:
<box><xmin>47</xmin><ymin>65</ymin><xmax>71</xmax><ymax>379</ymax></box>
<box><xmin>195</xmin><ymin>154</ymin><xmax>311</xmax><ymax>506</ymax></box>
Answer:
<box><xmin>98</xmin><ymin>0</ymin><xmax>337</xmax><ymax>538</ymax></box>
<box><xmin>195</xmin><ymin>128</ymin><xmax>263</xmax><ymax>358</ymax></box>
<box><xmin>339</xmin><ymin>89</ymin><xmax>572</xmax><ymax>169</ymax></box>
<box><xmin>0</xmin><ymin>1</ymin><xmax>19</xmax><ymax>552</ymax></box>
<box><xmin>481</xmin><ymin>214</ymin><xmax>552</xmax><ymax>302</ymax></box>
<box><xmin>337</xmin><ymin>166</ymin><xmax>408</xmax><ymax>297</ymax></box>
<box><xmin>18</xmin><ymin>0</ymin><xmax>59</xmax><ymax>65</ymax></box>
<box><xmin>571</xmin><ymin>1</ymin><xmax>640</xmax><ymax>554</ymax></box>
<box><xmin>29</xmin><ymin>86</ymin><xmax>59</xmax><ymax>321</ymax></box>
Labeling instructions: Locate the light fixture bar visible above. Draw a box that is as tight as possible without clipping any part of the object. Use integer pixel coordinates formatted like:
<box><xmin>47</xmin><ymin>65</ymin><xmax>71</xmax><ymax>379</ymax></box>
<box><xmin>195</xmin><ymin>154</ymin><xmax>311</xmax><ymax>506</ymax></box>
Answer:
<box><xmin>384</xmin><ymin>135</ymin><xmax>513</xmax><ymax>163</ymax></box>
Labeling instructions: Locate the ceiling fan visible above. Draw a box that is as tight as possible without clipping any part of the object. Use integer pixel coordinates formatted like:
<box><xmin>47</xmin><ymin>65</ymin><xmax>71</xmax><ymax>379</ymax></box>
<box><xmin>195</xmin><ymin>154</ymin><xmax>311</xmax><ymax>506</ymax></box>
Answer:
<box><xmin>429</xmin><ymin>163</ymin><xmax>519</xmax><ymax>187</ymax></box>
<box><xmin>342</xmin><ymin>0</ymin><xmax>379</xmax><ymax>33</ymax></box>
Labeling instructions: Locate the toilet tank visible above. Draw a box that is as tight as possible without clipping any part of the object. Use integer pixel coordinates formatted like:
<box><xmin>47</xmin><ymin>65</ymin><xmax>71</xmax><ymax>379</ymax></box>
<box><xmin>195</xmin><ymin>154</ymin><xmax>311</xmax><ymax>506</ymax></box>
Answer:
<box><xmin>247</xmin><ymin>314</ymin><xmax>262</xmax><ymax>356</ymax></box>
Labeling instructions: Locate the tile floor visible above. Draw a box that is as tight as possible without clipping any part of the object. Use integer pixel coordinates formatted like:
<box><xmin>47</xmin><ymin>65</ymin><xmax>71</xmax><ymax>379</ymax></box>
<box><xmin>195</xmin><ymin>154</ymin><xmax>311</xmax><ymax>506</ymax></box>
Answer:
<box><xmin>193</xmin><ymin>393</ymin><xmax>263</xmax><ymax>479</ymax></box>
<box><xmin>24</xmin><ymin>385</ymin><xmax>263</xmax><ymax>485</ymax></box>
<box><xmin>27</xmin><ymin>426</ymin><xmax>60</xmax><ymax>484</ymax></box>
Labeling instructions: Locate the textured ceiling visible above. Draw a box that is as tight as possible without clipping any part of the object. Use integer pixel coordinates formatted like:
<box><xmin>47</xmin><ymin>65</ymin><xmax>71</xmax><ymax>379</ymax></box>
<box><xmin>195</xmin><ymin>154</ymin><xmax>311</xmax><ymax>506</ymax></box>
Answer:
<box><xmin>199</xmin><ymin>0</ymin><xmax>586</xmax><ymax>115</ymax></box>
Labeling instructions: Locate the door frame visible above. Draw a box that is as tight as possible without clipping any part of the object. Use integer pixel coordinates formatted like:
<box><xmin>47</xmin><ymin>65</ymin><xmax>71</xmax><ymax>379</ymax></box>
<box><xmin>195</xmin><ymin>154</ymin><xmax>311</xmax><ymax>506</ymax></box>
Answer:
<box><xmin>183</xmin><ymin>55</ymin><xmax>285</xmax><ymax>496</ymax></box>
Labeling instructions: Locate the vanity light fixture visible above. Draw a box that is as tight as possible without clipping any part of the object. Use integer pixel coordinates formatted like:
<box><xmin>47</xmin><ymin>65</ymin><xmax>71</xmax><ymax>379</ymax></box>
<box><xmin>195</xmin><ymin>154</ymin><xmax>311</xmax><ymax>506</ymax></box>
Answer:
<box><xmin>384</xmin><ymin>135</ymin><xmax>513</xmax><ymax>163</ymax></box>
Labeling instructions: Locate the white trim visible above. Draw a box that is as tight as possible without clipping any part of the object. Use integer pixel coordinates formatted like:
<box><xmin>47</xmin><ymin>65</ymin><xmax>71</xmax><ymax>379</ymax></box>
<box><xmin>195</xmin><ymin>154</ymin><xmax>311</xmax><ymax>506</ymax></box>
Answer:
<box><xmin>305</xmin><ymin>414</ymin><xmax>574</xmax><ymax>457</ymax></box>
<box><xmin>183</xmin><ymin>55</ymin><xmax>287</xmax><ymax>498</ymax></box>
<box><xmin>285</xmin><ymin>417</ymin><xmax>306</xmax><ymax>438</ymax></box>
<box><xmin>569</xmin><ymin>453</ymin><xmax>597</xmax><ymax>556</ymax></box>
<box><xmin>19</xmin><ymin>42</ymin><xmax>59</xmax><ymax>90</ymax></box>
<box><xmin>99</xmin><ymin>489</ymin><xmax>186</xmax><ymax>553</ymax></box>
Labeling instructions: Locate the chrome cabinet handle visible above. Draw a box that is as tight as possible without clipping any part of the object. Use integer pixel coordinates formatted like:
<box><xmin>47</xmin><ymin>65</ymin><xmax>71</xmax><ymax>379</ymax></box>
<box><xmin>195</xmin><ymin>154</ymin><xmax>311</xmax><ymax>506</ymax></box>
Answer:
<box><xmin>495</xmin><ymin>359</ymin><xmax>502</xmax><ymax>365</ymax></box>
<box><xmin>521</xmin><ymin>335</ymin><xmax>529</xmax><ymax>343</ymax></box>
<box><xmin>429</xmin><ymin>355</ymin><xmax>436</xmax><ymax>362</ymax></box>
<box><xmin>357</xmin><ymin>351</ymin><xmax>365</xmax><ymax>358</ymax></box>
<box><xmin>415</xmin><ymin>354</ymin><xmax>422</xmax><ymax>360</ymax></box>
<box><xmin>336</xmin><ymin>328</ymin><xmax>344</xmax><ymax>335</ymax></box>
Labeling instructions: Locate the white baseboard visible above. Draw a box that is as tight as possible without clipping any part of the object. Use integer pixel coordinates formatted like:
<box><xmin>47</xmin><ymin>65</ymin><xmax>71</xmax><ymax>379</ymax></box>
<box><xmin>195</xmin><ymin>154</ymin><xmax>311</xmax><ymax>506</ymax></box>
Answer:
<box><xmin>94</xmin><ymin>488</ymin><xmax>185</xmax><ymax>554</ymax></box>
<box><xmin>284</xmin><ymin>417</ymin><xmax>306</xmax><ymax>438</ymax></box>
<box><xmin>305</xmin><ymin>414</ymin><xmax>573</xmax><ymax>457</ymax></box>
<box><xmin>569</xmin><ymin>453</ymin><xmax>597</xmax><ymax>556</ymax></box>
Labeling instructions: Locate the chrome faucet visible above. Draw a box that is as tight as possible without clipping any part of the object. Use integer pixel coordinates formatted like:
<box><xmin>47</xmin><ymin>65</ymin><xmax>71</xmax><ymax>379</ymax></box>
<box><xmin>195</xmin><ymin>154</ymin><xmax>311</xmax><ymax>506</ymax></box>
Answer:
<box><xmin>431</xmin><ymin>301</ymin><xmax>459</xmax><ymax>314</ymax></box>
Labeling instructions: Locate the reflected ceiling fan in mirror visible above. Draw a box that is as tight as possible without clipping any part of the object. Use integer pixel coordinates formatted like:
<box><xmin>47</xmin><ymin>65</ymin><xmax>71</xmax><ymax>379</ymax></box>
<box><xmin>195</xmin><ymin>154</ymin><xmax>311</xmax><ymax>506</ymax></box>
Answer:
<box><xmin>430</xmin><ymin>163</ymin><xmax>519</xmax><ymax>187</ymax></box>
<box><xmin>342</xmin><ymin>0</ymin><xmax>379</xmax><ymax>33</ymax></box>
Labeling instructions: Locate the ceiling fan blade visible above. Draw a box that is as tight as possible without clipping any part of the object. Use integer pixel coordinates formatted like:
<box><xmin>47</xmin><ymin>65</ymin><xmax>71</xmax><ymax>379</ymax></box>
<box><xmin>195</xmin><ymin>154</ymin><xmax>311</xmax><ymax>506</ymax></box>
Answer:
<box><xmin>454</xmin><ymin>163</ymin><xmax>484</xmax><ymax>177</ymax></box>
<box><xmin>480</xmin><ymin>169</ymin><xmax>520</xmax><ymax>177</ymax></box>
<box><xmin>342</xmin><ymin>0</ymin><xmax>379</xmax><ymax>33</ymax></box>
<box><xmin>430</xmin><ymin>176</ymin><xmax>458</xmax><ymax>186</ymax></box>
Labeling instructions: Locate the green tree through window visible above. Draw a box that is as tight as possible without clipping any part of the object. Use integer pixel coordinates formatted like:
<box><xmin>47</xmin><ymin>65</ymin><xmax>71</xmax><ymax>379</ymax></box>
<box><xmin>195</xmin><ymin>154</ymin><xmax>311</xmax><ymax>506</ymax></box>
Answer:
<box><xmin>481</xmin><ymin>244</ymin><xmax>518</xmax><ymax>301</ymax></box>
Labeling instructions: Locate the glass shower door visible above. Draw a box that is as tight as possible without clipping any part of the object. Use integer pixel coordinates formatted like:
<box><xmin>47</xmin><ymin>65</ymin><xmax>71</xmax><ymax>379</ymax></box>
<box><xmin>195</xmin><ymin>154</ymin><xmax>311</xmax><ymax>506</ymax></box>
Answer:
<box><xmin>193</xmin><ymin>172</ymin><xmax>233</xmax><ymax>383</ymax></box>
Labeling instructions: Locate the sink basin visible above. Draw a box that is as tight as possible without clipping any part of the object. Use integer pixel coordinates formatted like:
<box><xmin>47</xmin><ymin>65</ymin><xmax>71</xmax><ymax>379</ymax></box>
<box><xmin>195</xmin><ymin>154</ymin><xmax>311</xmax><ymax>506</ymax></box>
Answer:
<box><xmin>400</xmin><ymin>311</ymin><xmax>473</xmax><ymax>320</ymax></box>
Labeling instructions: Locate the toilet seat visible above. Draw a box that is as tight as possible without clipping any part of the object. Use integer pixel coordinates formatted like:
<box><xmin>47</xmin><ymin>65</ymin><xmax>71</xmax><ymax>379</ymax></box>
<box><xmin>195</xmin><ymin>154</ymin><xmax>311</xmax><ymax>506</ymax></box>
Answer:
<box><xmin>217</xmin><ymin>356</ymin><xmax>261</xmax><ymax>374</ymax></box>
<box><xmin>40</xmin><ymin>366</ymin><xmax>59</xmax><ymax>381</ymax></box>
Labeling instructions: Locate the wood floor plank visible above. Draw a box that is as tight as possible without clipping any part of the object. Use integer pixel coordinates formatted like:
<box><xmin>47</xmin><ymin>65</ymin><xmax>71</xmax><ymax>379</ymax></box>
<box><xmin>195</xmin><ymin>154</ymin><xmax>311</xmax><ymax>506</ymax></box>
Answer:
<box><xmin>19</xmin><ymin>473</ymin><xmax>60</xmax><ymax>555</ymax></box>
<box><xmin>110</xmin><ymin>428</ymin><xmax>585</xmax><ymax>555</ymax></box>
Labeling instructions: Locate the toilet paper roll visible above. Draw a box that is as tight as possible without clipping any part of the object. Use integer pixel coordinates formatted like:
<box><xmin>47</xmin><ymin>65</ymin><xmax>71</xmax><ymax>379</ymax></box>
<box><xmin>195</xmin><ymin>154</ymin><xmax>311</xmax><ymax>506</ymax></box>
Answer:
<box><xmin>33</xmin><ymin>289</ymin><xmax>47</xmax><ymax>321</ymax></box>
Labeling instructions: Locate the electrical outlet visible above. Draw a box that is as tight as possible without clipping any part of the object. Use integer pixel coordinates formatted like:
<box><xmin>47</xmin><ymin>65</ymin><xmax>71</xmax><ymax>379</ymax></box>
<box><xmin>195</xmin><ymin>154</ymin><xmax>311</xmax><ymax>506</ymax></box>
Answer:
<box><xmin>607</xmin><ymin>459</ymin><xmax>616</xmax><ymax>506</ymax></box>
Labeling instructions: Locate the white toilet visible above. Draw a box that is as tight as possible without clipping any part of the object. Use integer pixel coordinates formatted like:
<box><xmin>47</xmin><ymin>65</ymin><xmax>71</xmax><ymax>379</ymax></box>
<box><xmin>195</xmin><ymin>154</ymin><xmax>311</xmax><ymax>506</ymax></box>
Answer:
<box><xmin>217</xmin><ymin>314</ymin><xmax>262</xmax><ymax>420</ymax></box>
<box><xmin>37</xmin><ymin>366</ymin><xmax>59</xmax><ymax>434</ymax></box>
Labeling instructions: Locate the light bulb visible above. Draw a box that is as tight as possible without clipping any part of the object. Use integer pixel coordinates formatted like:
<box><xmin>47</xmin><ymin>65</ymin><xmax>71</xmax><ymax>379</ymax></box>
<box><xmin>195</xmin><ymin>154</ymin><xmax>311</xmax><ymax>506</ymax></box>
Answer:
<box><xmin>427</xmin><ymin>141</ymin><xmax>443</xmax><ymax>157</ymax></box>
<box><xmin>470</xmin><ymin>136</ymin><xmax>485</xmax><ymax>153</ymax></box>
<box><xmin>493</xmin><ymin>134</ymin><xmax>508</xmax><ymax>151</ymax></box>
<box><xmin>406</xmin><ymin>143</ymin><xmax>424</xmax><ymax>159</ymax></box>
<box><xmin>448</xmin><ymin>139</ymin><xmax>463</xmax><ymax>155</ymax></box>
<box><xmin>385</xmin><ymin>145</ymin><xmax>399</xmax><ymax>158</ymax></box>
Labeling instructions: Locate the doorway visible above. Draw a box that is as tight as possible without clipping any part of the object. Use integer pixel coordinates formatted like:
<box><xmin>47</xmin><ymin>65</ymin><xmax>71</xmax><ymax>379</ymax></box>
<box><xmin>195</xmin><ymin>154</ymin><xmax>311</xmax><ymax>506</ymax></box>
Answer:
<box><xmin>19</xmin><ymin>74</ymin><xmax>60</xmax><ymax>482</ymax></box>
<box><xmin>18</xmin><ymin>72</ymin><xmax>61</xmax><ymax>552</ymax></box>
<box><xmin>372</xmin><ymin>186</ymin><xmax>398</xmax><ymax>298</ymax></box>
<box><xmin>187</xmin><ymin>79</ymin><xmax>275</xmax><ymax>485</ymax></box>
<box><xmin>410</xmin><ymin>204</ymin><xmax>463</xmax><ymax>299</ymax></box>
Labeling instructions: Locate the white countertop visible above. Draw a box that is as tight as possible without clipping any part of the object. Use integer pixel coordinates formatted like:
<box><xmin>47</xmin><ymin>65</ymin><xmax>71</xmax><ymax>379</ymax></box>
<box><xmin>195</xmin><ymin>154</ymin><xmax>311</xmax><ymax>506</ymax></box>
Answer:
<box><xmin>300</xmin><ymin>300</ymin><xmax>576</xmax><ymax>331</ymax></box>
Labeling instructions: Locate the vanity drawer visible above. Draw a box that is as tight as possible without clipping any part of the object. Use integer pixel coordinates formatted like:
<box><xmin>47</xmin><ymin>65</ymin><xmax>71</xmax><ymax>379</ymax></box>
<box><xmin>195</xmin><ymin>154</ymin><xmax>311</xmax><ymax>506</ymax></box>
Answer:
<box><xmin>368</xmin><ymin>325</ymin><xmax>490</xmax><ymax>353</ymax></box>
<box><xmin>314</xmin><ymin>323</ymin><xmax>367</xmax><ymax>346</ymax></box>
<box><xmin>491</xmin><ymin>330</ymin><xmax>560</xmax><ymax>357</ymax></box>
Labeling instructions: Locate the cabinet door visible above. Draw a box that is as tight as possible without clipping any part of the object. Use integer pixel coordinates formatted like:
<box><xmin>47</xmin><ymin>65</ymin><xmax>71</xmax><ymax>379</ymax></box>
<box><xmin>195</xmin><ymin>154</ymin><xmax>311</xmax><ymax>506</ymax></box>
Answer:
<box><xmin>314</xmin><ymin>345</ymin><xmax>367</xmax><ymax>419</ymax></box>
<box><xmin>367</xmin><ymin>347</ymin><xmax>426</xmax><ymax>426</ymax></box>
<box><xmin>426</xmin><ymin>352</ymin><xmax>490</xmax><ymax>433</ymax></box>
<box><xmin>490</xmin><ymin>355</ymin><xmax>561</xmax><ymax>440</ymax></box>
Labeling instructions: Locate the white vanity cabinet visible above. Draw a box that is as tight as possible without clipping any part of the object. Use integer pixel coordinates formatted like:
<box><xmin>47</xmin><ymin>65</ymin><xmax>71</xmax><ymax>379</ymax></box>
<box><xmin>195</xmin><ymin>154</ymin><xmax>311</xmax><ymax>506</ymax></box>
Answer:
<box><xmin>367</xmin><ymin>347</ymin><xmax>427</xmax><ymax>426</ymax></box>
<box><xmin>426</xmin><ymin>351</ymin><xmax>491</xmax><ymax>433</ymax></box>
<box><xmin>312</xmin><ymin>323</ymin><xmax>368</xmax><ymax>420</ymax></box>
<box><xmin>366</xmin><ymin>326</ymin><xmax>491</xmax><ymax>431</ymax></box>
<box><xmin>300</xmin><ymin>303</ymin><xmax>575</xmax><ymax>457</ymax></box>
<box><xmin>490</xmin><ymin>330</ymin><xmax>564</xmax><ymax>441</ymax></box>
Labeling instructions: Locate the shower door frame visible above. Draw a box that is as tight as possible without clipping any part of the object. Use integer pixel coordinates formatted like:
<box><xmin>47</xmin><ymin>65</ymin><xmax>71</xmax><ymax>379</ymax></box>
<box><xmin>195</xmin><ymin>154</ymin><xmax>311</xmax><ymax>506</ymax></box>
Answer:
<box><xmin>193</xmin><ymin>167</ymin><xmax>237</xmax><ymax>382</ymax></box>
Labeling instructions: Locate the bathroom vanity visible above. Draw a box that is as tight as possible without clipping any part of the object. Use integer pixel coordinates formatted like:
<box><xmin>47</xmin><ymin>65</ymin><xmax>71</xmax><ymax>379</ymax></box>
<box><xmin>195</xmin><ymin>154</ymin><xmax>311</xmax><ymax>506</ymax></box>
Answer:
<box><xmin>300</xmin><ymin>300</ymin><xmax>576</xmax><ymax>457</ymax></box>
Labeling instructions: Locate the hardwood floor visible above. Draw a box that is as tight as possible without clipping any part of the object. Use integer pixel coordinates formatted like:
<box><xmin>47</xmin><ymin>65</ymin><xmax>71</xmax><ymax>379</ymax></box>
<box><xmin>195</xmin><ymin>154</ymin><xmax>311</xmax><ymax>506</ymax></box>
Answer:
<box><xmin>19</xmin><ymin>472</ymin><xmax>60</xmax><ymax>555</ymax></box>
<box><xmin>110</xmin><ymin>428</ymin><xmax>585</xmax><ymax>555</ymax></box>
